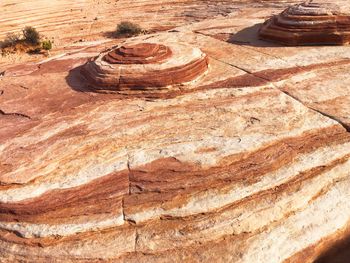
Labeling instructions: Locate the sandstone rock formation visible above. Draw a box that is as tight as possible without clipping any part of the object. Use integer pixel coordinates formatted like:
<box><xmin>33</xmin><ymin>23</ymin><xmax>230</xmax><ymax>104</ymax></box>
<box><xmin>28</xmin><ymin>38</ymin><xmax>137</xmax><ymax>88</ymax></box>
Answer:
<box><xmin>259</xmin><ymin>1</ymin><xmax>350</xmax><ymax>45</ymax></box>
<box><xmin>81</xmin><ymin>42</ymin><xmax>208</xmax><ymax>92</ymax></box>
<box><xmin>1</xmin><ymin>1</ymin><xmax>350</xmax><ymax>263</ymax></box>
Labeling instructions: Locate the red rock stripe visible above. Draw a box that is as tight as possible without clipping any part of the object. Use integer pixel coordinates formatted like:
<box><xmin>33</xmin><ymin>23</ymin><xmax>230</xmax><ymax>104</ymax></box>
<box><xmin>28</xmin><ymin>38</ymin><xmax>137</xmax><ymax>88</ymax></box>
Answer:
<box><xmin>0</xmin><ymin>125</ymin><xmax>347</xmax><ymax>225</ymax></box>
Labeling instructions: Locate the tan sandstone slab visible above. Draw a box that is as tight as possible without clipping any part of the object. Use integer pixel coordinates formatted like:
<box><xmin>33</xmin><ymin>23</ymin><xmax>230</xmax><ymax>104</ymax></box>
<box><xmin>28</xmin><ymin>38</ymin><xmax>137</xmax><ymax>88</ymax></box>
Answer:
<box><xmin>1</xmin><ymin>1</ymin><xmax>350</xmax><ymax>262</ymax></box>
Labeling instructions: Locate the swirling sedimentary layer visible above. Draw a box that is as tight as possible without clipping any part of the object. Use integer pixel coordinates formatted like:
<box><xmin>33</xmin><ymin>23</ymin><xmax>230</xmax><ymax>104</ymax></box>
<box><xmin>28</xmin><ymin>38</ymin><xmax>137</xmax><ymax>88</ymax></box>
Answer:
<box><xmin>81</xmin><ymin>42</ymin><xmax>209</xmax><ymax>92</ymax></box>
<box><xmin>1</xmin><ymin>81</ymin><xmax>350</xmax><ymax>262</ymax></box>
<box><xmin>0</xmin><ymin>0</ymin><xmax>243</xmax><ymax>48</ymax></box>
<box><xmin>259</xmin><ymin>2</ymin><xmax>350</xmax><ymax>45</ymax></box>
<box><xmin>103</xmin><ymin>43</ymin><xmax>173</xmax><ymax>64</ymax></box>
<box><xmin>3</xmin><ymin>10</ymin><xmax>350</xmax><ymax>261</ymax></box>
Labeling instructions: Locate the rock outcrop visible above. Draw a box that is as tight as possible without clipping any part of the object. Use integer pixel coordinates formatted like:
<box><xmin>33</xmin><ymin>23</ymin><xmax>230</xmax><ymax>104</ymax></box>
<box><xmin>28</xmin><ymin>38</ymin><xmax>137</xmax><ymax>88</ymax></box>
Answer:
<box><xmin>259</xmin><ymin>2</ymin><xmax>350</xmax><ymax>45</ymax></box>
<box><xmin>2</xmin><ymin>1</ymin><xmax>350</xmax><ymax>262</ymax></box>
<box><xmin>81</xmin><ymin>42</ymin><xmax>209</xmax><ymax>92</ymax></box>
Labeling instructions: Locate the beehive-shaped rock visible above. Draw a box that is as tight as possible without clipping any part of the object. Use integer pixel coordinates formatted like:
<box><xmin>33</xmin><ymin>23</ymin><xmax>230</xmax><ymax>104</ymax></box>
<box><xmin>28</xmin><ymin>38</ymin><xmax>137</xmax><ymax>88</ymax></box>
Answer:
<box><xmin>259</xmin><ymin>2</ymin><xmax>350</xmax><ymax>45</ymax></box>
<box><xmin>81</xmin><ymin>42</ymin><xmax>209</xmax><ymax>92</ymax></box>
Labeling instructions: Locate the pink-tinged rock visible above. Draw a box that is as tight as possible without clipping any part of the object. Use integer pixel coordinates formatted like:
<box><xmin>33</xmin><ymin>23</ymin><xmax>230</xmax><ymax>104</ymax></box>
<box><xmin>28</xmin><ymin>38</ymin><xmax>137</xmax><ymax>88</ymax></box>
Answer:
<box><xmin>259</xmin><ymin>2</ymin><xmax>350</xmax><ymax>45</ymax></box>
<box><xmin>81</xmin><ymin>42</ymin><xmax>209</xmax><ymax>92</ymax></box>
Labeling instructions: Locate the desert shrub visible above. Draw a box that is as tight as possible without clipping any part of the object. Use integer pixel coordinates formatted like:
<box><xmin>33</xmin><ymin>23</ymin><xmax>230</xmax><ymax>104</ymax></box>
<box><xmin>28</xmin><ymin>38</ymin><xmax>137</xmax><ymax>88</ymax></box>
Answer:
<box><xmin>0</xmin><ymin>33</ymin><xmax>21</xmax><ymax>48</ymax></box>
<box><xmin>115</xmin><ymin>21</ymin><xmax>142</xmax><ymax>36</ymax></box>
<box><xmin>42</xmin><ymin>40</ymin><xmax>52</xmax><ymax>50</ymax></box>
<box><xmin>0</xmin><ymin>27</ymin><xmax>51</xmax><ymax>56</ymax></box>
<box><xmin>23</xmin><ymin>26</ymin><xmax>40</xmax><ymax>45</ymax></box>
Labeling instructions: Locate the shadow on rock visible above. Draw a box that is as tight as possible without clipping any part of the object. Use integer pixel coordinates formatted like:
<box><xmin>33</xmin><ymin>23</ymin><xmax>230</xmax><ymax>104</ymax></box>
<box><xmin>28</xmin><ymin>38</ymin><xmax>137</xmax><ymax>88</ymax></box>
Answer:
<box><xmin>102</xmin><ymin>31</ymin><xmax>119</xmax><ymax>39</ymax></box>
<box><xmin>314</xmin><ymin>234</ymin><xmax>350</xmax><ymax>263</ymax></box>
<box><xmin>228</xmin><ymin>23</ymin><xmax>284</xmax><ymax>47</ymax></box>
<box><xmin>65</xmin><ymin>65</ymin><xmax>92</xmax><ymax>93</ymax></box>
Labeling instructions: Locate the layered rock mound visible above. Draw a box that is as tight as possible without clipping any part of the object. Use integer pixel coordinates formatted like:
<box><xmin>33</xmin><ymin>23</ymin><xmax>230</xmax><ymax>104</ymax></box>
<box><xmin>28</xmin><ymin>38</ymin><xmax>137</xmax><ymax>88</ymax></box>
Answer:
<box><xmin>81</xmin><ymin>42</ymin><xmax>209</xmax><ymax>92</ymax></box>
<box><xmin>259</xmin><ymin>2</ymin><xmax>350</xmax><ymax>45</ymax></box>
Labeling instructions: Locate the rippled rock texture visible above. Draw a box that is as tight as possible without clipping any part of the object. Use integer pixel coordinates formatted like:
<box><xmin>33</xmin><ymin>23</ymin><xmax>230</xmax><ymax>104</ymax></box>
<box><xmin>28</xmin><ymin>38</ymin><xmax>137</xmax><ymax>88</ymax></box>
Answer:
<box><xmin>1</xmin><ymin>1</ymin><xmax>350</xmax><ymax>263</ymax></box>
<box><xmin>81</xmin><ymin>42</ymin><xmax>208</xmax><ymax>92</ymax></box>
<box><xmin>259</xmin><ymin>2</ymin><xmax>350</xmax><ymax>45</ymax></box>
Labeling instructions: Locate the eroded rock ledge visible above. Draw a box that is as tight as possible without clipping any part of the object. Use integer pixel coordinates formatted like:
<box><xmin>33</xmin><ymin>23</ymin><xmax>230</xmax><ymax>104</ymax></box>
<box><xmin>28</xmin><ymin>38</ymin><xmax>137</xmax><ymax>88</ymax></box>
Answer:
<box><xmin>259</xmin><ymin>2</ymin><xmax>350</xmax><ymax>45</ymax></box>
<box><xmin>81</xmin><ymin>42</ymin><xmax>209</xmax><ymax>92</ymax></box>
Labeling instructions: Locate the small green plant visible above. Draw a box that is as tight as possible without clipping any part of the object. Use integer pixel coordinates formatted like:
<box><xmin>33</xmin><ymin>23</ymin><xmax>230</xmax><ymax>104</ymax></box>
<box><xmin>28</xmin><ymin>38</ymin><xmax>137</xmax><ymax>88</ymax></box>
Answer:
<box><xmin>23</xmin><ymin>26</ymin><xmax>40</xmax><ymax>45</ymax></box>
<box><xmin>115</xmin><ymin>21</ymin><xmax>142</xmax><ymax>37</ymax></box>
<box><xmin>42</xmin><ymin>40</ymin><xmax>52</xmax><ymax>51</ymax></box>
